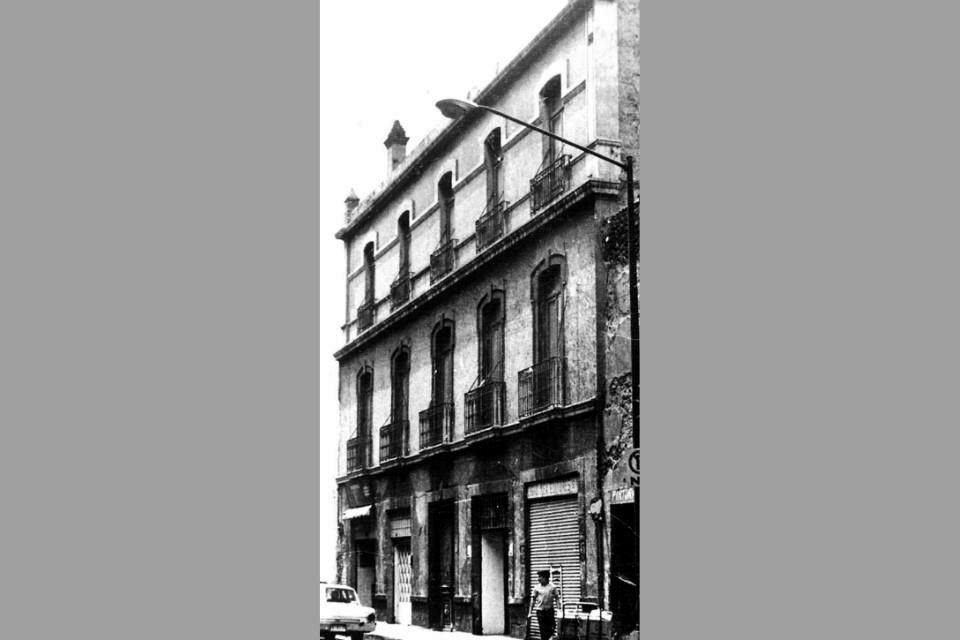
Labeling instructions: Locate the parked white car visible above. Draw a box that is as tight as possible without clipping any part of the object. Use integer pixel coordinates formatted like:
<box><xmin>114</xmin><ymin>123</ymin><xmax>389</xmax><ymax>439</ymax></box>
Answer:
<box><xmin>319</xmin><ymin>584</ymin><xmax>376</xmax><ymax>640</ymax></box>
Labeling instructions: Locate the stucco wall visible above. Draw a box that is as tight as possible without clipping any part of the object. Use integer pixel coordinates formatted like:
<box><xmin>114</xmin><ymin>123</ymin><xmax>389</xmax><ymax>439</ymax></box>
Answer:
<box><xmin>337</xmin><ymin>209</ymin><xmax>599</xmax><ymax>474</ymax></box>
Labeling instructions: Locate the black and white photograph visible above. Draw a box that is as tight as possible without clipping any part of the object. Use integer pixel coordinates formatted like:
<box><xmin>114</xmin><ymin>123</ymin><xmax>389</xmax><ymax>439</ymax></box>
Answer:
<box><xmin>319</xmin><ymin>1</ymin><xmax>639</xmax><ymax>639</ymax></box>
<box><xmin>2</xmin><ymin>1</ymin><xmax>958</xmax><ymax>639</ymax></box>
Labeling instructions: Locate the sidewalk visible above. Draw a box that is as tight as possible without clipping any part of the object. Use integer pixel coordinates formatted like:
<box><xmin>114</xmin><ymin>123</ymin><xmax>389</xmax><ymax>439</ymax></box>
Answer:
<box><xmin>369</xmin><ymin>622</ymin><xmax>515</xmax><ymax>640</ymax></box>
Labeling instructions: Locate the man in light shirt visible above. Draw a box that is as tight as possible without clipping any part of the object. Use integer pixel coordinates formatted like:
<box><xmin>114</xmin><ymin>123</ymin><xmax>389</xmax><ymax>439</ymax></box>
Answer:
<box><xmin>529</xmin><ymin>569</ymin><xmax>560</xmax><ymax>640</ymax></box>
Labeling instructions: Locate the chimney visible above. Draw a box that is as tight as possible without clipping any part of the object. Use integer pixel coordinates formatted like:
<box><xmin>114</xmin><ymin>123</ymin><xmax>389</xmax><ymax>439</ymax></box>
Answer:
<box><xmin>344</xmin><ymin>189</ymin><xmax>359</xmax><ymax>223</ymax></box>
<box><xmin>384</xmin><ymin>120</ymin><xmax>409</xmax><ymax>172</ymax></box>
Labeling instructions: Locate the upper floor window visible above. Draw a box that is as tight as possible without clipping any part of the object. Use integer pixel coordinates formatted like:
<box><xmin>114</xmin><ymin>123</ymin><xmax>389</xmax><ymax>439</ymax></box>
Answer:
<box><xmin>397</xmin><ymin>212</ymin><xmax>411</xmax><ymax>273</ymax></box>
<box><xmin>438</xmin><ymin>172</ymin><xmax>454</xmax><ymax>243</ymax></box>
<box><xmin>478</xmin><ymin>293</ymin><xmax>505</xmax><ymax>382</ymax></box>
<box><xmin>533</xmin><ymin>257</ymin><xmax>565</xmax><ymax>363</ymax></box>
<box><xmin>431</xmin><ymin>321</ymin><xmax>455</xmax><ymax>404</ymax></box>
<box><xmin>356</xmin><ymin>367</ymin><xmax>373</xmax><ymax>437</ymax></box>
<box><xmin>391</xmin><ymin>347</ymin><xmax>410</xmax><ymax>422</ymax></box>
<box><xmin>363</xmin><ymin>241</ymin><xmax>375</xmax><ymax>304</ymax></box>
<box><xmin>484</xmin><ymin>128</ymin><xmax>503</xmax><ymax>208</ymax></box>
<box><xmin>348</xmin><ymin>366</ymin><xmax>374</xmax><ymax>471</ymax></box>
<box><xmin>539</xmin><ymin>75</ymin><xmax>563</xmax><ymax>165</ymax></box>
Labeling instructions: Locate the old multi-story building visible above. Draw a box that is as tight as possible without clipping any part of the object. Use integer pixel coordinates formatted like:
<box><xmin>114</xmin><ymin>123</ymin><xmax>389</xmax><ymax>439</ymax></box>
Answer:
<box><xmin>334</xmin><ymin>0</ymin><xmax>638</xmax><ymax>636</ymax></box>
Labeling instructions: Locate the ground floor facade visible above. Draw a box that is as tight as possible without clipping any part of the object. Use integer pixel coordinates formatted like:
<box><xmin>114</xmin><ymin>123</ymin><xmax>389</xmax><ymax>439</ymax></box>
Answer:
<box><xmin>337</xmin><ymin>411</ymin><xmax>636</xmax><ymax>638</ymax></box>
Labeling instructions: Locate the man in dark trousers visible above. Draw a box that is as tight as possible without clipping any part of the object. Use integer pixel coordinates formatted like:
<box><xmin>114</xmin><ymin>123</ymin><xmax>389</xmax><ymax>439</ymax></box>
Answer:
<box><xmin>529</xmin><ymin>569</ymin><xmax>560</xmax><ymax>640</ymax></box>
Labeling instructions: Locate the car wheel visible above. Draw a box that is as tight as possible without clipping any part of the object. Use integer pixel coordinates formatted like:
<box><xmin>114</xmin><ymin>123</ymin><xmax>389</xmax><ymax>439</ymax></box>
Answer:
<box><xmin>350</xmin><ymin>633</ymin><xmax>364</xmax><ymax>640</ymax></box>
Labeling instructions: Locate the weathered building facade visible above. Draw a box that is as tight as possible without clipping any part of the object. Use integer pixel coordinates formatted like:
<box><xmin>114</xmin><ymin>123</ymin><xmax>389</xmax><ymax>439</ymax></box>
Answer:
<box><xmin>334</xmin><ymin>0</ymin><xmax>639</xmax><ymax>636</ymax></box>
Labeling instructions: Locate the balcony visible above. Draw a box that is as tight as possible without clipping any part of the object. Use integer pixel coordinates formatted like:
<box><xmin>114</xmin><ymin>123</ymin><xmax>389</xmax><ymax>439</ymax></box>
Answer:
<box><xmin>356</xmin><ymin>300</ymin><xmax>375</xmax><ymax>332</ymax></box>
<box><xmin>346</xmin><ymin>435</ymin><xmax>371</xmax><ymax>473</ymax></box>
<box><xmin>430</xmin><ymin>239</ymin><xmax>456</xmax><ymax>283</ymax></box>
<box><xmin>419</xmin><ymin>402</ymin><xmax>453</xmax><ymax>449</ymax></box>
<box><xmin>530</xmin><ymin>155</ymin><xmax>571</xmax><ymax>212</ymax></box>
<box><xmin>465</xmin><ymin>380</ymin><xmax>505</xmax><ymax>434</ymax></box>
<box><xmin>379</xmin><ymin>419</ymin><xmax>409</xmax><ymax>462</ymax></box>
<box><xmin>475</xmin><ymin>200</ymin><xmax>508</xmax><ymax>251</ymax></box>
<box><xmin>518</xmin><ymin>357</ymin><xmax>567</xmax><ymax>418</ymax></box>
<box><xmin>390</xmin><ymin>272</ymin><xmax>411</xmax><ymax>309</ymax></box>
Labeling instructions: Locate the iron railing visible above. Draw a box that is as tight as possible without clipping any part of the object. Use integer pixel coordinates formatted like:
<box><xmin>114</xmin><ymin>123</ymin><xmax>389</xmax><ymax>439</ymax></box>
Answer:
<box><xmin>379</xmin><ymin>419</ymin><xmax>408</xmax><ymax>462</ymax></box>
<box><xmin>475</xmin><ymin>200</ymin><xmax>507</xmax><ymax>251</ymax></box>
<box><xmin>419</xmin><ymin>402</ymin><xmax>454</xmax><ymax>449</ymax></box>
<box><xmin>530</xmin><ymin>155</ymin><xmax>570</xmax><ymax>212</ymax></box>
<box><xmin>465</xmin><ymin>380</ymin><xmax>505</xmax><ymax>433</ymax></box>
<box><xmin>346</xmin><ymin>435</ymin><xmax>371</xmax><ymax>472</ymax></box>
<box><xmin>429</xmin><ymin>239</ymin><xmax>456</xmax><ymax>283</ymax></box>
<box><xmin>356</xmin><ymin>300</ymin><xmax>375</xmax><ymax>332</ymax></box>
<box><xmin>390</xmin><ymin>272</ymin><xmax>411</xmax><ymax>309</ymax></box>
<box><xmin>518</xmin><ymin>357</ymin><xmax>567</xmax><ymax>417</ymax></box>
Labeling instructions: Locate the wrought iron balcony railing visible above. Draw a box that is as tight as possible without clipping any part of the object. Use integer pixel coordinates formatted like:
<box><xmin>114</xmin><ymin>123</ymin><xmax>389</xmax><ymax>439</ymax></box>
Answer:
<box><xmin>429</xmin><ymin>239</ymin><xmax>456</xmax><ymax>283</ymax></box>
<box><xmin>419</xmin><ymin>401</ymin><xmax>454</xmax><ymax>449</ymax></box>
<box><xmin>356</xmin><ymin>300</ymin><xmax>375</xmax><ymax>332</ymax></box>
<box><xmin>465</xmin><ymin>380</ymin><xmax>506</xmax><ymax>434</ymax></box>
<box><xmin>530</xmin><ymin>155</ymin><xmax>571</xmax><ymax>213</ymax></box>
<box><xmin>390</xmin><ymin>272</ymin><xmax>411</xmax><ymax>309</ymax></box>
<box><xmin>379</xmin><ymin>419</ymin><xmax>409</xmax><ymax>462</ymax></box>
<box><xmin>518</xmin><ymin>357</ymin><xmax>567</xmax><ymax>418</ymax></box>
<box><xmin>475</xmin><ymin>200</ymin><xmax>508</xmax><ymax>251</ymax></box>
<box><xmin>346</xmin><ymin>434</ymin><xmax>372</xmax><ymax>473</ymax></box>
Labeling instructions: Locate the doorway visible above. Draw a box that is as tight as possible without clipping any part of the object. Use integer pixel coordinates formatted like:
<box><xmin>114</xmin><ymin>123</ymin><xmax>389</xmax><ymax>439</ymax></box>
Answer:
<box><xmin>609</xmin><ymin>502</ymin><xmax>638</xmax><ymax>637</ymax></box>
<box><xmin>428</xmin><ymin>501</ymin><xmax>456</xmax><ymax>629</ymax></box>
<box><xmin>480</xmin><ymin>531</ymin><xmax>506</xmax><ymax>634</ymax></box>
<box><xmin>393</xmin><ymin>539</ymin><xmax>412</xmax><ymax>625</ymax></box>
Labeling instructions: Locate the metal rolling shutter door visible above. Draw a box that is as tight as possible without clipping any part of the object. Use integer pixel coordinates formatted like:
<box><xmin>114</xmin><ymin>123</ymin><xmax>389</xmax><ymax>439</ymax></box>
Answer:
<box><xmin>528</xmin><ymin>496</ymin><xmax>580</xmax><ymax>640</ymax></box>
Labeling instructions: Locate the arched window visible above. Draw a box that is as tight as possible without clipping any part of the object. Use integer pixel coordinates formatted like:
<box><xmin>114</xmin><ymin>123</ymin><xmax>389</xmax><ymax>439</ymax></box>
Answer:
<box><xmin>520</xmin><ymin>256</ymin><xmax>566</xmax><ymax>417</ymax></box>
<box><xmin>533</xmin><ymin>258</ymin><xmax>565</xmax><ymax>363</ymax></box>
<box><xmin>478</xmin><ymin>293</ymin><xmax>505</xmax><ymax>382</ymax></box>
<box><xmin>391</xmin><ymin>347</ymin><xmax>410</xmax><ymax>423</ymax></box>
<box><xmin>438</xmin><ymin>172</ymin><xmax>454</xmax><ymax>243</ymax></box>
<box><xmin>397</xmin><ymin>212</ymin><xmax>411</xmax><ymax>274</ymax></box>
<box><xmin>382</xmin><ymin>347</ymin><xmax>410</xmax><ymax>461</ymax></box>
<box><xmin>467</xmin><ymin>292</ymin><xmax>506</xmax><ymax>432</ymax></box>
<box><xmin>420</xmin><ymin>319</ymin><xmax>455</xmax><ymax>448</ymax></box>
<box><xmin>391</xmin><ymin>213</ymin><xmax>412</xmax><ymax>308</ymax></box>
<box><xmin>484</xmin><ymin>128</ymin><xmax>503</xmax><ymax>208</ymax></box>
<box><xmin>539</xmin><ymin>75</ymin><xmax>563</xmax><ymax>165</ymax></box>
<box><xmin>349</xmin><ymin>367</ymin><xmax>373</xmax><ymax>471</ymax></box>
<box><xmin>431</xmin><ymin>321</ymin><xmax>454</xmax><ymax>404</ymax></box>
<box><xmin>363</xmin><ymin>241</ymin><xmax>375</xmax><ymax>304</ymax></box>
<box><xmin>431</xmin><ymin>173</ymin><xmax>456</xmax><ymax>282</ymax></box>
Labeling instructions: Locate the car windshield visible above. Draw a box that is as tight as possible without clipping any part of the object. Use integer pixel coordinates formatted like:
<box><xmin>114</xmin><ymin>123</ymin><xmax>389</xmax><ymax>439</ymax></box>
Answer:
<box><xmin>325</xmin><ymin>588</ymin><xmax>357</xmax><ymax>604</ymax></box>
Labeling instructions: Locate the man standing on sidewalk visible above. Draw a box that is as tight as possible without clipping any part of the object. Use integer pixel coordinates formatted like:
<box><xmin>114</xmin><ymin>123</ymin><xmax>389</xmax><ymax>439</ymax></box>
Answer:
<box><xmin>529</xmin><ymin>569</ymin><xmax>560</xmax><ymax>640</ymax></box>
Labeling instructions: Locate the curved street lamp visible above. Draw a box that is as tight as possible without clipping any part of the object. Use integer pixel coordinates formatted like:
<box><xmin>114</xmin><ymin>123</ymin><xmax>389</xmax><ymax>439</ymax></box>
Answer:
<box><xmin>437</xmin><ymin>97</ymin><xmax>640</xmax><ymax>620</ymax></box>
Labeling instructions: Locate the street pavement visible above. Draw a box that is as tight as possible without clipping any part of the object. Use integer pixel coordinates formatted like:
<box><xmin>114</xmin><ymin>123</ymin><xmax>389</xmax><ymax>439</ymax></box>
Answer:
<box><xmin>368</xmin><ymin>622</ymin><xmax>516</xmax><ymax>640</ymax></box>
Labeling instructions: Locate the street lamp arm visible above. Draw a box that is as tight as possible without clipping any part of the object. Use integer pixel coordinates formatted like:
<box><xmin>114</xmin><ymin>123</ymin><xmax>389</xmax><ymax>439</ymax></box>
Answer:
<box><xmin>436</xmin><ymin>99</ymin><xmax>627</xmax><ymax>170</ymax></box>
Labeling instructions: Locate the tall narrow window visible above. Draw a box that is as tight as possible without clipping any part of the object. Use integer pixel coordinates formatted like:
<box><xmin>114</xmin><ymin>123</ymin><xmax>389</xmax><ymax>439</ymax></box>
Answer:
<box><xmin>363</xmin><ymin>242</ymin><xmax>375</xmax><ymax>304</ymax></box>
<box><xmin>467</xmin><ymin>293</ymin><xmax>505</xmax><ymax>432</ymax></box>
<box><xmin>535</xmin><ymin>263</ymin><xmax>564</xmax><ymax>363</ymax></box>
<box><xmin>520</xmin><ymin>257</ymin><xmax>566</xmax><ymax>417</ymax></box>
<box><xmin>539</xmin><ymin>75</ymin><xmax>562</xmax><ymax>165</ymax></box>
<box><xmin>358</xmin><ymin>241</ymin><xmax>376</xmax><ymax>331</ymax></box>
<box><xmin>479</xmin><ymin>297</ymin><xmax>504</xmax><ymax>382</ymax></box>
<box><xmin>420</xmin><ymin>320</ymin><xmax>455</xmax><ymax>448</ymax></box>
<box><xmin>349</xmin><ymin>368</ymin><xmax>373</xmax><ymax>471</ymax></box>
<box><xmin>531</xmin><ymin>76</ymin><xmax>567</xmax><ymax>212</ymax></box>
<box><xmin>392</xmin><ymin>348</ymin><xmax>410</xmax><ymax>423</ymax></box>
<box><xmin>431</xmin><ymin>173</ymin><xmax>456</xmax><ymax>282</ymax></box>
<box><xmin>432</xmin><ymin>324</ymin><xmax>454</xmax><ymax>404</ymax></box>
<box><xmin>484</xmin><ymin>129</ymin><xmax>502</xmax><ymax>208</ymax></box>
<box><xmin>382</xmin><ymin>347</ymin><xmax>410</xmax><ymax>461</ymax></box>
<box><xmin>438</xmin><ymin>173</ymin><xmax>454</xmax><ymax>242</ymax></box>
<box><xmin>398</xmin><ymin>213</ymin><xmax>410</xmax><ymax>273</ymax></box>
<box><xmin>392</xmin><ymin>213</ymin><xmax>412</xmax><ymax>309</ymax></box>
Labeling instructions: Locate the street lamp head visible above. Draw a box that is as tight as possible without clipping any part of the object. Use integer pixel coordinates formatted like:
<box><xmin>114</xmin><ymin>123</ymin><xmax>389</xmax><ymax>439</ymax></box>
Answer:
<box><xmin>435</xmin><ymin>98</ymin><xmax>478</xmax><ymax>120</ymax></box>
